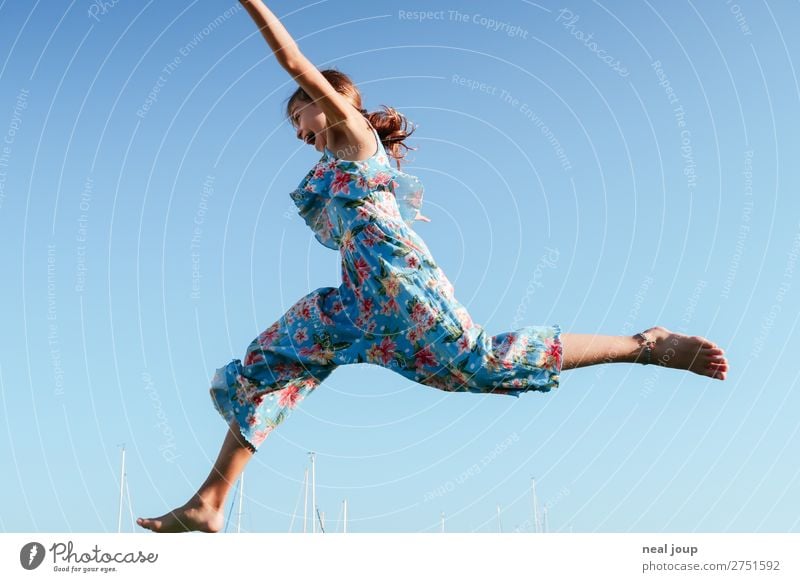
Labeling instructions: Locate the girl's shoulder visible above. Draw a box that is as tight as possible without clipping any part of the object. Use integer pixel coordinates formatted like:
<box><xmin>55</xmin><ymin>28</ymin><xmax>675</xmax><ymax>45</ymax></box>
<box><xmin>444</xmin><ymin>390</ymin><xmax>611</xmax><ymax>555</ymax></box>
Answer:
<box><xmin>323</xmin><ymin>123</ymin><xmax>393</xmax><ymax>170</ymax></box>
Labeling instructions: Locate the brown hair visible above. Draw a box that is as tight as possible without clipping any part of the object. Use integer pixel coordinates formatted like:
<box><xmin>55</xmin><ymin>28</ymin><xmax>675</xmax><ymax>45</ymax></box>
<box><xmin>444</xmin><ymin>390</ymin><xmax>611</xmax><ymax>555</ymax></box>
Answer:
<box><xmin>284</xmin><ymin>68</ymin><xmax>416</xmax><ymax>170</ymax></box>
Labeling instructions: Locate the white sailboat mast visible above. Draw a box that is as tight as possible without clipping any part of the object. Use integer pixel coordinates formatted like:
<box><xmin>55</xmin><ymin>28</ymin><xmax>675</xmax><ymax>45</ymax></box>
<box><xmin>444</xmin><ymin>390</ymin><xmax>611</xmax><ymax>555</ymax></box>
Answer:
<box><xmin>303</xmin><ymin>467</ymin><xmax>309</xmax><ymax>533</ymax></box>
<box><xmin>117</xmin><ymin>445</ymin><xmax>126</xmax><ymax>533</ymax></box>
<box><xmin>310</xmin><ymin>452</ymin><xmax>316</xmax><ymax>533</ymax></box>
<box><xmin>531</xmin><ymin>478</ymin><xmax>540</xmax><ymax>533</ymax></box>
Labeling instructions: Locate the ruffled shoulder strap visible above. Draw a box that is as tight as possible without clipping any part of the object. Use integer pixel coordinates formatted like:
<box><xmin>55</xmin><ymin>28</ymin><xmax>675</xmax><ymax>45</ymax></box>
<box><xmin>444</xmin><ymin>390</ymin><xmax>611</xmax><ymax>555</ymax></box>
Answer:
<box><xmin>289</xmin><ymin>160</ymin><xmax>338</xmax><ymax>250</ymax></box>
<box><xmin>389</xmin><ymin>168</ymin><xmax>431</xmax><ymax>226</ymax></box>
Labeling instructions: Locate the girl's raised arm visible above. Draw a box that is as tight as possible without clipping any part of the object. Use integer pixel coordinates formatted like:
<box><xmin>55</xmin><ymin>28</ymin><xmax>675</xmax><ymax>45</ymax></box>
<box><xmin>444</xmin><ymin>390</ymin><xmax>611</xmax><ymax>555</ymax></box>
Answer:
<box><xmin>238</xmin><ymin>0</ymin><xmax>357</xmax><ymax>128</ymax></box>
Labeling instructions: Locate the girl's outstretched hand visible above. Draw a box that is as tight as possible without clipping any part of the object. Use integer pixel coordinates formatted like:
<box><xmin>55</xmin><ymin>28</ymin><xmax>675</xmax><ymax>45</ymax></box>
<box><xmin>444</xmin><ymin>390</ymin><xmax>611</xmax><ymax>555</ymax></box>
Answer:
<box><xmin>236</xmin><ymin>0</ymin><xmax>357</xmax><ymax>133</ymax></box>
<box><xmin>237</xmin><ymin>0</ymin><xmax>301</xmax><ymax>69</ymax></box>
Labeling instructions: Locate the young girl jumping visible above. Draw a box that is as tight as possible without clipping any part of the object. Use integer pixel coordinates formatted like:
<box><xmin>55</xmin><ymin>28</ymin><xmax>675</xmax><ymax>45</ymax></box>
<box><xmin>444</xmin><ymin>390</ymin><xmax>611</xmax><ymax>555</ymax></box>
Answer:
<box><xmin>138</xmin><ymin>0</ymin><xmax>728</xmax><ymax>533</ymax></box>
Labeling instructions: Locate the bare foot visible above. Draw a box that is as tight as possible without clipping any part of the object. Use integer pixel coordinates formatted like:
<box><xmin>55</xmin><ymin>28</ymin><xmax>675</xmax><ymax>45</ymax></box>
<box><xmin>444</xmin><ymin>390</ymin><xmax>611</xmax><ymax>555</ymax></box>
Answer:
<box><xmin>137</xmin><ymin>495</ymin><xmax>224</xmax><ymax>533</ymax></box>
<box><xmin>640</xmin><ymin>326</ymin><xmax>729</xmax><ymax>380</ymax></box>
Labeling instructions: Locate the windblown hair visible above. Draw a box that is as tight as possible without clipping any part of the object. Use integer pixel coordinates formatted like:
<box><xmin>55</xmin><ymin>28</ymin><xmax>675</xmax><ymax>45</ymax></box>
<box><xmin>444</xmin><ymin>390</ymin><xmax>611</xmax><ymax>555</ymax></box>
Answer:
<box><xmin>285</xmin><ymin>68</ymin><xmax>416</xmax><ymax>170</ymax></box>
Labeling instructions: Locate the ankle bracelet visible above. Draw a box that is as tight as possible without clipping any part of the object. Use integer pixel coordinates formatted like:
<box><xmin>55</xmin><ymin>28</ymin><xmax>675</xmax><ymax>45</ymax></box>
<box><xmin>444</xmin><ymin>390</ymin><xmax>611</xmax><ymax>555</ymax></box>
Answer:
<box><xmin>635</xmin><ymin>331</ymin><xmax>655</xmax><ymax>365</ymax></box>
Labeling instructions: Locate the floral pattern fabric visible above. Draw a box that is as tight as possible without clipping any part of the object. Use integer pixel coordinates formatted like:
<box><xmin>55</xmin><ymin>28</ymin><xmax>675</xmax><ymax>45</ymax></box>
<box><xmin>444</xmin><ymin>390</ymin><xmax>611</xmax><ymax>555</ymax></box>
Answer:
<box><xmin>210</xmin><ymin>124</ymin><xmax>563</xmax><ymax>451</ymax></box>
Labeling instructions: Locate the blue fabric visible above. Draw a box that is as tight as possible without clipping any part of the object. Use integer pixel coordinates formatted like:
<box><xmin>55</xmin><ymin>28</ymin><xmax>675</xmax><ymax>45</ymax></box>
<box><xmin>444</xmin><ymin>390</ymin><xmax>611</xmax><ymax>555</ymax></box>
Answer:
<box><xmin>210</xmin><ymin>125</ymin><xmax>563</xmax><ymax>451</ymax></box>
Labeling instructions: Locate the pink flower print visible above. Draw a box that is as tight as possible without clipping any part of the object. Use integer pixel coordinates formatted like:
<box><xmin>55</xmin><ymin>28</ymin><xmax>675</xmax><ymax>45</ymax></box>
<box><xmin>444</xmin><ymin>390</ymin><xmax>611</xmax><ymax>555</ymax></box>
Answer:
<box><xmin>359</xmin><ymin>297</ymin><xmax>375</xmax><ymax>320</ymax></box>
<box><xmin>357</xmin><ymin>206</ymin><xmax>371</xmax><ymax>220</ymax></box>
<box><xmin>364</xmin><ymin>225</ymin><xmax>386</xmax><ymax>247</ymax></box>
<box><xmin>457</xmin><ymin>332</ymin><xmax>472</xmax><ymax>355</ymax></box>
<box><xmin>293</xmin><ymin>327</ymin><xmax>309</xmax><ymax>344</ymax></box>
<box><xmin>274</xmin><ymin>362</ymin><xmax>303</xmax><ymax>381</ymax></box>
<box><xmin>234</xmin><ymin>374</ymin><xmax>259</xmax><ymax>406</ymax></box>
<box><xmin>298</xmin><ymin>343</ymin><xmax>335</xmax><ymax>365</ymax></box>
<box><xmin>273</xmin><ymin>362</ymin><xmax>291</xmax><ymax>380</ymax></box>
<box><xmin>366</xmin><ymin>336</ymin><xmax>397</xmax><ymax>366</ymax></box>
<box><xmin>365</xmin><ymin>224</ymin><xmax>386</xmax><ymax>240</ymax></box>
<box><xmin>234</xmin><ymin>388</ymin><xmax>249</xmax><ymax>407</ymax></box>
<box><xmin>277</xmin><ymin>385</ymin><xmax>303</xmax><ymax>408</ymax></box>
<box><xmin>244</xmin><ymin>349</ymin><xmax>265</xmax><ymax>366</ymax></box>
<box><xmin>380</xmin><ymin>296</ymin><xmax>400</xmax><ymax>315</ymax></box>
<box><xmin>414</xmin><ymin>345</ymin><xmax>438</xmax><ymax>370</ymax></box>
<box><xmin>238</xmin><ymin>374</ymin><xmax>259</xmax><ymax>394</ymax></box>
<box><xmin>297</xmin><ymin>344</ymin><xmax>317</xmax><ymax>362</ymax></box>
<box><xmin>246</xmin><ymin>412</ymin><xmax>261</xmax><ymax>427</ymax></box>
<box><xmin>506</xmin><ymin>335</ymin><xmax>527</xmax><ymax>361</ymax></box>
<box><xmin>318</xmin><ymin>216</ymin><xmax>333</xmax><ymax>243</ymax></box>
<box><xmin>484</xmin><ymin>352</ymin><xmax>501</xmax><ymax>373</ymax></box>
<box><xmin>433</xmin><ymin>269</ymin><xmax>455</xmax><ymax>299</ymax></box>
<box><xmin>331</xmin><ymin>170</ymin><xmax>351</xmax><ymax>195</ymax></box>
<box><xmin>257</xmin><ymin>323</ymin><xmax>281</xmax><ymax>349</ymax></box>
<box><xmin>493</xmin><ymin>336</ymin><xmax>514</xmax><ymax>370</ymax></box>
<box><xmin>406</xmin><ymin>326</ymin><xmax>423</xmax><ymax>343</ymax></box>
<box><xmin>455</xmin><ymin>307</ymin><xmax>474</xmax><ymax>330</ymax></box>
<box><xmin>357</xmin><ymin>317</ymin><xmax>377</xmax><ymax>334</ymax></box>
<box><xmin>438</xmin><ymin>280</ymin><xmax>454</xmax><ymax>300</ymax></box>
<box><xmin>341</xmin><ymin>264</ymin><xmax>354</xmax><ymax>288</ymax></box>
<box><xmin>340</xmin><ymin>229</ymin><xmax>356</xmax><ymax>253</ymax></box>
<box><xmin>543</xmin><ymin>337</ymin><xmax>562</xmax><ymax>370</ymax></box>
<box><xmin>354</xmin><ymin>256</ymin><xmax>372</xmax><ymax>282</ymax></box>
<box><xmin>382</xmin><ymin>272</ymin><xmax>401</xmax><ymax>297</ymax></box>
<box><xmin>405</xmin><ymin>254</ymin><xmax>420</xmax><ymax>269</ymax></box>
<box><xmin>355</xmin><ymin>175</ymin><xmax>368</xmax><ymax>190</ymax></box>
<box><xmin>313</xmin><ymin>165</ymin><xmax>326</xmax><ymax>179</ymax></box>
<box><xmin>370</xmin><ymin>172</ymin><xmax>392</xmax><ymax>188</ymax></box>
<box><xmin>250</xmin><ymin>426</ymin><xmax>274</xmax><ymax>448</ymax></box>
<box><xmin>332</xmin><ymin>300</ymin><xmax>344</xmax><ymax>314</ymax></box>
<box><xmin>295</xmin><ymin>300</ymin><xmax>314</xmax><ymax>322</ymax></box>
<box><xmin>410</xmin><ymin>302</ymin><xmax>429</xmax><ymax>324</ymax></box>
<box><xmin>377</xmin><ymin>197</ymin><xmax>401</xmax><ymax>220</ymax></box>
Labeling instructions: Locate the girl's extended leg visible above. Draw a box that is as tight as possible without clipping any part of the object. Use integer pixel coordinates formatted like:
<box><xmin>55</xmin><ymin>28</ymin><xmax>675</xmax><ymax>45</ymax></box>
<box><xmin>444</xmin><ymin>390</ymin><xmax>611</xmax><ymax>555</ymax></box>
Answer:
<box><xmin>560</xmin><ymin>325</ymin><xmax>728</xmax><ymax>379</ymax></box>
<box><xmin>137</xmin><ymin>419</ymin><xmax>255</xmax><ymax>533</ymax></box>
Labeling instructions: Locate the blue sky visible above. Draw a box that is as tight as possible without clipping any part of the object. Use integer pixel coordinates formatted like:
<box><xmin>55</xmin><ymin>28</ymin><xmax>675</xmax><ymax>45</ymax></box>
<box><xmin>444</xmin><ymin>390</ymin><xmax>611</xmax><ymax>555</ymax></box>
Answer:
<box><xmin>1</xmin><ymin>0</ymin><xmax>798</xmax><ymax>533</ymax></box>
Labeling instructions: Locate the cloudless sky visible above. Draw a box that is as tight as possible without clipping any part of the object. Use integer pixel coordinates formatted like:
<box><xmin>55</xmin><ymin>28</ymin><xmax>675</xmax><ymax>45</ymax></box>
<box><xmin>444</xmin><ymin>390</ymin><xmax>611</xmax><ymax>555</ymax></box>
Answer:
<box><xmin>1</xmin><ymin>0</ymin><xmax>798</xmax><ymax>533</ymax></box>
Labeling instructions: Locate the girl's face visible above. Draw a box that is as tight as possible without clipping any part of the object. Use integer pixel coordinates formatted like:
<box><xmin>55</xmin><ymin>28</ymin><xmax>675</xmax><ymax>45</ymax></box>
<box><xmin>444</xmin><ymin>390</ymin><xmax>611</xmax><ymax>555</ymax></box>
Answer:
<box><xmin>290</xmin><ymin>100</ymin><xmax>327</xmax><ymax>153</ymax></box>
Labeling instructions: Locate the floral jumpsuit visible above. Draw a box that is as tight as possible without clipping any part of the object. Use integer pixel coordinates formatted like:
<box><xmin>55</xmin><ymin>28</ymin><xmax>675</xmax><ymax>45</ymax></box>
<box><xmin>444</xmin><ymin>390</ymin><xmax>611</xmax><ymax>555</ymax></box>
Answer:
<box><xmin>210</xmin><ymin>124</ymin><xmax>563</xmax><ymax>451</ymax></box>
